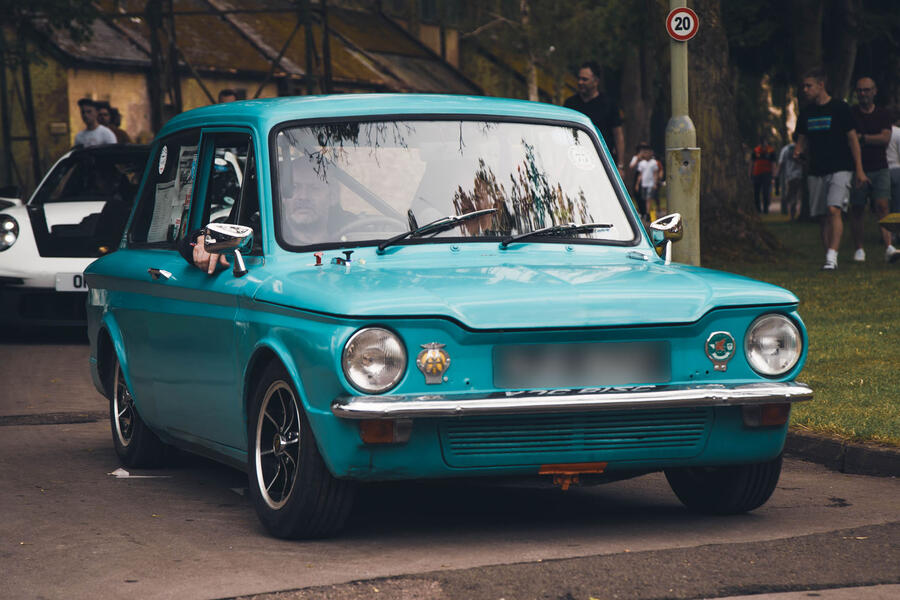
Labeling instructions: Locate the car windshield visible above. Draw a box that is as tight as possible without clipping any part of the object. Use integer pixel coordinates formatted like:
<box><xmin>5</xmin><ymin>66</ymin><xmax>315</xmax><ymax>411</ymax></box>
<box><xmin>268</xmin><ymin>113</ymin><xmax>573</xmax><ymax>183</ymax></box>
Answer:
<box><xmin>273</xmin><ymin>120</ymin><xmax>636</xmax><ymax>249</ymax></box>
<box><xmin>31</xmin><ymin>152</ymin><xmax>145</xmax><ymax>206</ymax></box>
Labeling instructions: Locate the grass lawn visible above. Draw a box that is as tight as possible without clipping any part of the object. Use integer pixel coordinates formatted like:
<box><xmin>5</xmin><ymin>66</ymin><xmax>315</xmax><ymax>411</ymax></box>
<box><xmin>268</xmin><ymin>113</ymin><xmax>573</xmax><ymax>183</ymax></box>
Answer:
<box><xmin>703</xmin><ymin>211</ymin><xmax>900</xmax><ymax>446</ymax></box>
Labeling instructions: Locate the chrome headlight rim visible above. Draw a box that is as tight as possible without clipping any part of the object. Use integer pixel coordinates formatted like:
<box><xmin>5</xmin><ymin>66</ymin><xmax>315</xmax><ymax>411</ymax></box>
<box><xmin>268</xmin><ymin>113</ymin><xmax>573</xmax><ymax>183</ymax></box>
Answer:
<box><xmin>0</xmin><ymin>215</ymin><xmax>18</xmax><ymax>251</ymax></box>
<box><xmin>744</xmin><ymin>313</ymin><xmax>802</xmax><ymax>377</ymax></box>
<box><xmin>341</xmin><ymin>326</ymin><xmax>407</xmax><ymax>394</ymax></box>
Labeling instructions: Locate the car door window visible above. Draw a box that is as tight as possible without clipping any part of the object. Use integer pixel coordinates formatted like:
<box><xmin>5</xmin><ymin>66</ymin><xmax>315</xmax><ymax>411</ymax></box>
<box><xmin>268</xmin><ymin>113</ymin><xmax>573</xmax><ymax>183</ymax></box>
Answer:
<box><xmin>129</xmin><ymin>129</ymin><xmax>201</xmax><ymax>248</ymax></box>
<box><xmin>199</xmin><ymin>132</ymin><xmax>261</xmax><ymax>254</ymax></box>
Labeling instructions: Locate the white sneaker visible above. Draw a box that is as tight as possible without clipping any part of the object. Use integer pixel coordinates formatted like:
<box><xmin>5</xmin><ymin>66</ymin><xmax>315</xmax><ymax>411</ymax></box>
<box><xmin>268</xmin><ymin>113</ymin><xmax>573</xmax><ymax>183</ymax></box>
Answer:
<box><xmin>853</xmin><ymin>248</ymin><xmax>866</xmax><ymax>262</ymax></box>
<box><xmin>822</xmin><ymin>260</ymin><xmax>837</xmax><ymax>270</ymax></box>
<box><xmin>887</xmin><ymin>245</ymin><xmax>899</xmax><ymax>263</ymax></box>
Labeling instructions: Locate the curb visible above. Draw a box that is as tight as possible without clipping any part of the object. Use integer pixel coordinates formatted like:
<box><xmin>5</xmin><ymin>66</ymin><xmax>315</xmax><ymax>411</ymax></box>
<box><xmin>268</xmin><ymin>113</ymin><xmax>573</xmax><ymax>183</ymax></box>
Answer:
<box><xmin>785</xmin><ymin>430</ymin><xmax>900</xmax><ymax>477</ymax></box>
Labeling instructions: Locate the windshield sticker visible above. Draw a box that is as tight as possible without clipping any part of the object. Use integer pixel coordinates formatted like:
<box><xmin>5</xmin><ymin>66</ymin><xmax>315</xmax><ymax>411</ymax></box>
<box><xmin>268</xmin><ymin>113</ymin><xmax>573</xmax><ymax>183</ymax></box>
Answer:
<box><xmin>158</xmin><ymin>145</ymin><xmax>168</xmax><ymax>175</ymax></box>
<box><xmin>567</xmin><ymin>144</ymin><xmax>596</xmax><ymax>171</ymax></box>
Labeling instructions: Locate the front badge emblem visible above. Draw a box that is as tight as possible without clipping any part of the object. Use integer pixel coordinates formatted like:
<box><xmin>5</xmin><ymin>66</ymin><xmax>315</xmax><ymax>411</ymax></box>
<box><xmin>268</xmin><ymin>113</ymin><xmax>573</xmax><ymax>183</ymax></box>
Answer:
<box><xmin>416</xmin><ymin>343</ymin><xmax>451</xmax><ymax>384</ymax></box>
<box><xmin>705</xmin><ymin>331</ymin><xmax>736</xmax><ymax>372</ymax></box>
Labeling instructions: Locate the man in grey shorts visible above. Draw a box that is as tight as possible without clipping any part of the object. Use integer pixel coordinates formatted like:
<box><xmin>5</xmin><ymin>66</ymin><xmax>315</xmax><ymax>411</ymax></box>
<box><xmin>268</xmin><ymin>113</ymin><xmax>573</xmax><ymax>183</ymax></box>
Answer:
<box><xmin>848</xmin><ymin>77</ymin><xmax>896</xmax><ymax>263</ymax></box>
<box><xmin>794</xmin><ymin>68</ymin><xmax>868</xmax><ymax>270</ymax></box>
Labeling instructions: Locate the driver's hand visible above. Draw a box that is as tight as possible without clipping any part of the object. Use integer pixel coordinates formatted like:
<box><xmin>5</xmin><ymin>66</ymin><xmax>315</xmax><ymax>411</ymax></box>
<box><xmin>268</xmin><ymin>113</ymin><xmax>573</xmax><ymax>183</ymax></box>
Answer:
<box><xmin>192</xmin><ymin>234</ymin><xmax>229</xmax><ymax>274</ymax></box>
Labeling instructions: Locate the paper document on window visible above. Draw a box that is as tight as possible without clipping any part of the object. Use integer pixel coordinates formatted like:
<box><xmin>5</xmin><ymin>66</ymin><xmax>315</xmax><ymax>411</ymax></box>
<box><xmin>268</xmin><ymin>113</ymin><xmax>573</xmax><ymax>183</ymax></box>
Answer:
<box><xmin>147</xmin><ymin>180</ymin><xmax>176</xmax><ymax>243</ymax></box>
<box><xmin>146</xmin><ymin>145</ymin><xmax>197</xmax><ymax>243</ymax></box>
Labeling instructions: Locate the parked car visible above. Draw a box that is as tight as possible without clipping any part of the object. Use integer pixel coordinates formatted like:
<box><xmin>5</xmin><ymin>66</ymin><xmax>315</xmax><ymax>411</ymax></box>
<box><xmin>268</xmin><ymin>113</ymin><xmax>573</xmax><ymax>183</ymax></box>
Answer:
<box><xmin>85</xmin><ymin>95</ymin><xmax>812</xmax><ymax>539</ymax></box>
<box><xmin>0</xmin><ymin>144</ymin><xmax>149</xmax><ymax>326</ymax></box>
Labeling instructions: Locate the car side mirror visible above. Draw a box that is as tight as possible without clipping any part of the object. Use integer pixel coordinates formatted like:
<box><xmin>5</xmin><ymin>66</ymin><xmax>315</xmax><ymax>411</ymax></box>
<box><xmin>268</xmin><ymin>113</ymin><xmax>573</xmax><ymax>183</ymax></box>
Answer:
<box><xmin>649</xmin><ymin>213</ymin><xmax>683</xmax><ymax>265</ymax></box>
<box><xmin>203</xmin><ymin>222</ymin><xmax>253</xmax><ymax>277</ymax></box>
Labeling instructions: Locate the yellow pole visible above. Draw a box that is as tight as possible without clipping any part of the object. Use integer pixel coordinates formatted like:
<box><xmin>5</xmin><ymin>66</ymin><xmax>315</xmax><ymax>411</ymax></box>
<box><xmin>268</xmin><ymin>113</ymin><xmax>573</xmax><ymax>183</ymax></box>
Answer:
<box><xmin>665</xmin><ymin>0</ymin><xmax>701</xmax><ymax>265</ymax></box>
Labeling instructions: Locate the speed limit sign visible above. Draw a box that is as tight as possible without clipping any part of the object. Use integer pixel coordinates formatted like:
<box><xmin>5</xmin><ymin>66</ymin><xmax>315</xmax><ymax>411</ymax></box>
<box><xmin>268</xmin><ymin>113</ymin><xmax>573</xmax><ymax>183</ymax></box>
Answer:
<box><xmin>666</xmin><ymin>7</ymin><xmax>699</xmax><ymax>42</ymax></box>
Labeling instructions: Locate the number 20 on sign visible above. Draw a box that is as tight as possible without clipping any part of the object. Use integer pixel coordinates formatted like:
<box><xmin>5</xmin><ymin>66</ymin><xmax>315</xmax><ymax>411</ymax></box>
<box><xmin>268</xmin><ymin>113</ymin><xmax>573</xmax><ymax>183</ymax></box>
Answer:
<box><xmin>666</xmin><ymin>7</ymin><xmax>699</xmax><ymax>42</ymax></box>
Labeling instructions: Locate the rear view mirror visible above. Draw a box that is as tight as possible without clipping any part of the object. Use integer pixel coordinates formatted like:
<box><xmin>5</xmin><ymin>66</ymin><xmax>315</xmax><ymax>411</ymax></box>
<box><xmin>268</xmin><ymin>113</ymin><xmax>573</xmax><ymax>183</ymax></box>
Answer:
<box><xmin>203</xmin><ymin>222</ymin><xmax>253</xmax><ymax>277</ymax></box>
<box><xmin>649</xmin><ymin>213</ymin><xmax>683</xmax><ymax>265</ymax></box>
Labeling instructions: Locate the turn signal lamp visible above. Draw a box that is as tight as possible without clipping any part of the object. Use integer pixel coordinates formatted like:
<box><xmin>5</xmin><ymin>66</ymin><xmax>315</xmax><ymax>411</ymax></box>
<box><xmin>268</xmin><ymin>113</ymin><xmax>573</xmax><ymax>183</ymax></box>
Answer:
<box><xmin>742</xmin><ymin>403</ymin><xmax>790</xmax><ymax>427</ymax></box>
<box><xmin>358</xmin><ymin>419</ymin><xmax>412</xmax><ymax>444</ymax></box>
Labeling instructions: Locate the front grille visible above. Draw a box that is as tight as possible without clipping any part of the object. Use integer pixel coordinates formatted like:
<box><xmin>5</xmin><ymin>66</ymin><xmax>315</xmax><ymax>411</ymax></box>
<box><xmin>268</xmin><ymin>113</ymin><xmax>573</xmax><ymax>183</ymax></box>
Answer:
<box><xmin>440</xmin><ymin>408</ymin><xmax>711</xmax><ymax>468</ymax></box>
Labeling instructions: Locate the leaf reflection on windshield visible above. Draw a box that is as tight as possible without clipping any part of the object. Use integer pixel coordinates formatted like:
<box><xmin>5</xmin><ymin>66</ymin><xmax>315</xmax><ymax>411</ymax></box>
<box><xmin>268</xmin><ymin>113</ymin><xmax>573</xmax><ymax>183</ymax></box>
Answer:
<box><xmin>451</xmin><ymin>140</ymin><xmax>593</xmax><ymax>237</ymax></box>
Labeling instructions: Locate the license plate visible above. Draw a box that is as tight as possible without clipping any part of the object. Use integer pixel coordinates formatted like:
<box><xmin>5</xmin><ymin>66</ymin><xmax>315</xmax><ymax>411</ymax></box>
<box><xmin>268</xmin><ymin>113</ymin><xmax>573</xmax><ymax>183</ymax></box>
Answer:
<box><xmin>493</xmin><ymin>342</ymin><xmax>670</xmax><ymax>388</ymax></box>
<box><xmin>55</xmin><ymin>272</ymin><xmax>89</xmax><ymax>292</ymax></box>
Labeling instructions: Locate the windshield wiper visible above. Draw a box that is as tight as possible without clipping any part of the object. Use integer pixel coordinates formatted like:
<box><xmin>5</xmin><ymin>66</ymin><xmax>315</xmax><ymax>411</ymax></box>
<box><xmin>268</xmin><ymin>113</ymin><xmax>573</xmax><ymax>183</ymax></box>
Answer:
<box><xmin>377</xmin><ymin>208</ymin><xmax>497</xmax><ymax>252</ymax></box>
<box><xmin>499</xmin><ymin>222</ymin><xmax>612</xmax><ymax>248</ymax></box>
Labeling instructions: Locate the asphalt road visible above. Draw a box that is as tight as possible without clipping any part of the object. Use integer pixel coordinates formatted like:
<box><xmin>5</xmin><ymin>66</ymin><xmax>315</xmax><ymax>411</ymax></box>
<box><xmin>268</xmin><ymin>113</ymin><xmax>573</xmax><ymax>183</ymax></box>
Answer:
<box><xmin>2</xmin><ymin>332</ymin><xmax>899</xmax><ymax>600</ymax></box>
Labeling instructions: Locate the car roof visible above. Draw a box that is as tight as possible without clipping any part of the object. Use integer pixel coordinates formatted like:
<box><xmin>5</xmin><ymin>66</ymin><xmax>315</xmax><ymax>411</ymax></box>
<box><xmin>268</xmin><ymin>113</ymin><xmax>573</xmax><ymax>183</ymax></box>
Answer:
<box><xmin>158</xmin><ymin>94</ymin><xmax>597</xmax><ymax>140</ymax></box>
<box><xmin>67</xmin><ymin>144</ymin><xmax>151</xmax><ymax>158</ymax></box>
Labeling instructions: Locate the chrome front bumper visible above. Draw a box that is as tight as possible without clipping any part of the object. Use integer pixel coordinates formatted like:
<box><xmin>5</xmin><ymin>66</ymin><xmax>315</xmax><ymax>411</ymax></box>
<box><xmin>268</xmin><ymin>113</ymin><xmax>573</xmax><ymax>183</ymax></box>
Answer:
<box><xmin>332</xmin><ymin>382</ymin><xmax>813</xmax><ymax>420</ymax></box>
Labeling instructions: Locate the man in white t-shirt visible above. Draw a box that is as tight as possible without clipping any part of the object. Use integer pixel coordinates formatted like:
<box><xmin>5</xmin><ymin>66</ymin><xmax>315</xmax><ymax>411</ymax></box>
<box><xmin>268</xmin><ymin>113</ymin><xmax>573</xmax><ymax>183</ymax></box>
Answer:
<box><xmin>887</xmin><ymin>120</ymin><xmax>900</xmax><ymax>254</ymax></box>
<box><xmin>887</xmin><ymin>122</ymin><xmax>900</xmax><ymax>212</ymax></box>
<box><xmin>632</xmin><ymin>144</ymin><xmax>659</xmax><ymax>220</ymax></box>
<box><xmin>74</xmin><ymin>98</ymin><xmax>117</xmax><ymax>148</ymax></box>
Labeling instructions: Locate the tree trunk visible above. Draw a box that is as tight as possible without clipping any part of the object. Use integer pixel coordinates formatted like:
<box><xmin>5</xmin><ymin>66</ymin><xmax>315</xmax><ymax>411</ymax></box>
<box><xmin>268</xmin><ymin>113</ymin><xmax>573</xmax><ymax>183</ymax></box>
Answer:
<box><xmin>688</xmin><ymin>0</ymin><xmax>777</xmax><ymax>258</ymax></box>
<box><xmin>520</xmin><ymin>0</ymin><xmax>538</xmax><ymax>101</ymax></box>
<box><xmin>827</xmin><ymin>0</ymin><xmax>858</xmax><ymax>100</ymax></box>
<box><xmin>790</xmin><ymin>0</ymin><xmax>823</xmax><ymax>82</ymax></box>
<box><xmin>621</xmin><ymin>44</ymin><xmax>648</xmax><ymax>169</ymax></box>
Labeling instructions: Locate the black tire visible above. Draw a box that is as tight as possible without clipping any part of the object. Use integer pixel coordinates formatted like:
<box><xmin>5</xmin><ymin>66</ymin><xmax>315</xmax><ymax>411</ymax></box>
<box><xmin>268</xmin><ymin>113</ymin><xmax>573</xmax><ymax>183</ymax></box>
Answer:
<box><xmin>664</xmin><ymin>454</ymin><xmax>783</xmax><ymax>515</ymax></box>
<box><xmin>107</xmin><ymin>357</ymin><xmax>166</xmax><ymax>468</ymax></box>
<box><xmin>247</xmin><ymin>361</ymin><xmax>356</xmax><ymax>539</ymax></box>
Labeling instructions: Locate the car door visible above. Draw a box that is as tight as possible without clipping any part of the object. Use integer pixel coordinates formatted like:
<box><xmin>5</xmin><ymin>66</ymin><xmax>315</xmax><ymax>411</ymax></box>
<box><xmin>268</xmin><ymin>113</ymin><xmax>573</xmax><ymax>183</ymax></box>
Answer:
<box><xmin>104</xmin><ymin>128</ymin><xmax>261</xmax><ymax>452</ymax></box>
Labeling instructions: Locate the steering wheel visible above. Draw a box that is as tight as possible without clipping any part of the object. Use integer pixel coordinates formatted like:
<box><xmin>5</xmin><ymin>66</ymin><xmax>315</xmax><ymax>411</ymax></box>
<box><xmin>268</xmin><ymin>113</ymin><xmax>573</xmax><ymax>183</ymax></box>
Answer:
<box><xmin>333</xmin><ymin>215</ymin><xmax>406</xmax><ymax>240</ymax></box>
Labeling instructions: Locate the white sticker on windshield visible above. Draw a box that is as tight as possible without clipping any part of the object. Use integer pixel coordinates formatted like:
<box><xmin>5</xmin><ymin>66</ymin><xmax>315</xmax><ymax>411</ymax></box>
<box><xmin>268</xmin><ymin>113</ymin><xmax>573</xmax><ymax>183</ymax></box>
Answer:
<box><xmin>567</xmin><ymin>144</ymin><xmax>596</xmax><ymax>170</ymax></box>
<box><xmin>158</xmin><ymin>145</ymin><xmax>168</xmax><ymax>175</ymax></box>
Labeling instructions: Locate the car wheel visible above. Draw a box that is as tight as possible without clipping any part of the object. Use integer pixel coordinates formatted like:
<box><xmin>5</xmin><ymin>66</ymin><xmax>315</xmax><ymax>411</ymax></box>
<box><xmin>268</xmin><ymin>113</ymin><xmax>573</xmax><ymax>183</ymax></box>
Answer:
<box><xmin>247</xmin><ymin>362</ymin><xmax>356</xmax><ymax>539</ymax></box>
<box><xmin>108</xmin><ymin>358</ymin><xmax>166</xmax><ymax>468</ymax></box>
<box><xmin>664</xmin><ymin>454</ymin><xmax>782</xmax><ymax>515</ymax></box>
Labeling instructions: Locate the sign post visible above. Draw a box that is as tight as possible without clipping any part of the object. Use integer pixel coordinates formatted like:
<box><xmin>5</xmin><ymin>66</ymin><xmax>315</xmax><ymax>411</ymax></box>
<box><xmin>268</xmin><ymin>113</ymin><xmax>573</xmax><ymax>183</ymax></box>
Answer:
<box><xmin>664</xmin><ymin>2</ymin><xmax>701</xmax><ymax>266</ymax></box>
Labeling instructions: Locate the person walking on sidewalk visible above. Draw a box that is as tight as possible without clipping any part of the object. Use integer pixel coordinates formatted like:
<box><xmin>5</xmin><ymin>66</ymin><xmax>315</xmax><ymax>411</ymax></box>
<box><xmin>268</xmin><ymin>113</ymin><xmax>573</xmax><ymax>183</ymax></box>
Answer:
<box><xmin>794</xmin><ymin>68</ymin><xmax>868</xmax><ymax>270</ymax></box>
<box><xmin>848</xmin><ymin>77</ymin><xmax>896</xmax><ymax>263</ymax></box>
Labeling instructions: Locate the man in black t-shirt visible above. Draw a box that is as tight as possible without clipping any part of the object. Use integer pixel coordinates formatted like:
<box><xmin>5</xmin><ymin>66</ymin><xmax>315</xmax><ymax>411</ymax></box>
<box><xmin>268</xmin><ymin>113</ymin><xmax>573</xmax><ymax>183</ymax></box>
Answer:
<box><xmin>848</xmin><ymin>77</ymin><xmax>897</xmax><ymax>263</ymax></box>
<box><xmin>795</xmin><ymin>68</ymin><xmax>868</xmax><ymax>270</ymax></box>
<box><xmin>564</xmin><ymin>61</ymin><xmax>625</xmax><ymax>179</ymax></box>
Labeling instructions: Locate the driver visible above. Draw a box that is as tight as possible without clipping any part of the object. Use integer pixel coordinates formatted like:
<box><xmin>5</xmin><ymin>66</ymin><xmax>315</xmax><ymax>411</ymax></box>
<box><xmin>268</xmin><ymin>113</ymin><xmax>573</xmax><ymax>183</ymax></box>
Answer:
<box><xmin>180</xmin><ymin>159</ymin><xmax>334</xmax><ymax>273</ymax></box>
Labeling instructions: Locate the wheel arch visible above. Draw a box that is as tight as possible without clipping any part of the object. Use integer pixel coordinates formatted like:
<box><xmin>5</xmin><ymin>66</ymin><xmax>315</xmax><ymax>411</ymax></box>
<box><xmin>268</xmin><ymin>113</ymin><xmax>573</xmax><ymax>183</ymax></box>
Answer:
<box><xmin>242</xmin><ymin>339</ymin><xmax>312</xmax><ymax>428</ymax></box>
<box><xmin>95</xmin><ymin>314</ymin><xmax>134</xmax><ymax>401</ymax></box>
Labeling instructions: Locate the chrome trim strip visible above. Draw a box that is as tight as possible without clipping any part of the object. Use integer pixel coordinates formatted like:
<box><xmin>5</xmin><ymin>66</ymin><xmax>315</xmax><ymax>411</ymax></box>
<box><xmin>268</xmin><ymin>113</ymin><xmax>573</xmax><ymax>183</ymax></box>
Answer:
<box><xmin>332</xmin><ymin>382</ymin><xmax>813</xmax><ymax>419</ymax></box>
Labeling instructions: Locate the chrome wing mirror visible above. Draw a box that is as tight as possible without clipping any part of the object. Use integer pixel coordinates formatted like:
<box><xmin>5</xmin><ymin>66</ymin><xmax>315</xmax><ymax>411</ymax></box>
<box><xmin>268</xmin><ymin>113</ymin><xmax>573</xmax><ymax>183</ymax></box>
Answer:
<box><xmin>203</xmin><ymin>223</ymin><xmax>253</xmax><ymax>277</ymax></box>
<box><xmin>649</xmin><ymin>213</ymin><xmax>683</xmax><ymax>265</ymax></box>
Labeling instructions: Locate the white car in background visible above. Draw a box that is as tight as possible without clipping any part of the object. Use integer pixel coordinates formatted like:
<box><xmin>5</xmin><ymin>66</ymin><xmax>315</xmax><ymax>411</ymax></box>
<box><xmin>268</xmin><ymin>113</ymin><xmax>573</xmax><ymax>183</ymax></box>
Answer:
<box><xmin>0</xmin><ymin>144</ymin><xmax>149</xmax><ymax>327</ymax></box>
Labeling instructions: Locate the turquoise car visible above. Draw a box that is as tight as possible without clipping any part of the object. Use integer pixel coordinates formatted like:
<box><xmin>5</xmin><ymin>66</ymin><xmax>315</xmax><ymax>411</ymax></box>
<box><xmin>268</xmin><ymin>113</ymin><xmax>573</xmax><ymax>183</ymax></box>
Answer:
<box><xmin>85</xmin><ymin>95</ymin><xmax>812</xmax><ymax>539</ymax></box>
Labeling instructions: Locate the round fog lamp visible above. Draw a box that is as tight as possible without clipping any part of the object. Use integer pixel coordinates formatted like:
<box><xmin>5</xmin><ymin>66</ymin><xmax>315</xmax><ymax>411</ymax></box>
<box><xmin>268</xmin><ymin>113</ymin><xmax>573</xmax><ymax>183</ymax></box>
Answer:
<box><xmin>342</xmin><ymin>327</ymin><xmax>407</xmax><ymax>393</ymax></box>
<box><xmin>745</xmin><ymin>314</ymin><xmax>801</xmax><ymax>376</ymax></box>
<box><xmin>0</xmin><ymin>216</ymin><xmax>18</xmax><ymax>251</ymax></box>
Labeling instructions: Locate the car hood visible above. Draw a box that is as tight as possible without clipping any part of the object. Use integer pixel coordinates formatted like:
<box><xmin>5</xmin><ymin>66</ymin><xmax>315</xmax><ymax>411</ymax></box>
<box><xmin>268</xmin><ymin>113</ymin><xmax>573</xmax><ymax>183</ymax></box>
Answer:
<box><xmin>255</xmin><ymin>250</ymin><xmax>797</xmax><ymax>329</ymax></box>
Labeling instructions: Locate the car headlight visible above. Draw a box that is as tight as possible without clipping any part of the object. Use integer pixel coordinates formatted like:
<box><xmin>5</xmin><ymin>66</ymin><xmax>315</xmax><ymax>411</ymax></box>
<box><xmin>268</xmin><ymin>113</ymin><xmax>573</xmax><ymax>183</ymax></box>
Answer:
<box><xmin>342</xmin><ymin>327</ymin><xmax>407</xmax><ymax>393</ymax></box>
<box><xmin>745</xmin><ymin>314</ymin><xmax>801</xmax><ymax>376</ymax></box>
<box><xmin>0</xmin><ymin>215</ymin><xmax>18</xmax><ymax>251</ymax></box>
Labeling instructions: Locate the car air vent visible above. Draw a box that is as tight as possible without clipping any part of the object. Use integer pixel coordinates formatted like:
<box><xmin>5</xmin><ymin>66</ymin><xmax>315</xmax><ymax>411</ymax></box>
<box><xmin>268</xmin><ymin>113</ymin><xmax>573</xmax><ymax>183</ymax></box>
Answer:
<box><xmin>440</xmin><ymin>408</ymin><xmax>711</xmax><ymax>468</ymax></box>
